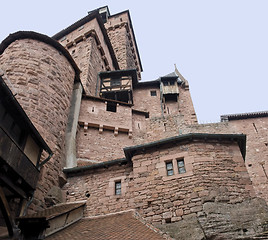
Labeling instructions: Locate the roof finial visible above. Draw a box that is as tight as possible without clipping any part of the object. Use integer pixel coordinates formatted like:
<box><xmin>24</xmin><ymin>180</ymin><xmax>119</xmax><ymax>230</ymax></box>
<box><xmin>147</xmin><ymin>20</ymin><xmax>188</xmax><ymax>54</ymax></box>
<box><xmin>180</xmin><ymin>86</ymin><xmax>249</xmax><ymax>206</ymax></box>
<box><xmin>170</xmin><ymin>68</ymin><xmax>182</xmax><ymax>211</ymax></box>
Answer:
<box><xmin>174</xmin><ymin>64</ymin><xmax>189</xmax><ymax>89</ymax></box>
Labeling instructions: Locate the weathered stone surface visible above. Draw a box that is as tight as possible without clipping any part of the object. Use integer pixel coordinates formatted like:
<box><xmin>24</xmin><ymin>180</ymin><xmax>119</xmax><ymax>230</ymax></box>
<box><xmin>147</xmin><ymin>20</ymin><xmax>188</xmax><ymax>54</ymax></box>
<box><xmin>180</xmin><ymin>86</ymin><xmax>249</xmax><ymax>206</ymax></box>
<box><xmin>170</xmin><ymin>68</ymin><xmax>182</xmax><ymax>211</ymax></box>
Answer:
<box><xmin>156</xmin><ymin>217</ymin><xmax>205</xmax><ymax>240</ymax></box>
<box><xmin>45</xmin><ymin>186</ymin><xmax>64</xmax><ymax>207</ymax></box>
<box><xmin>199</xmin><ymin>198</ymin><xmax>268</xmax><ymax>239</ymax></box>
<box><xmin>0</xmin><ymin>38</ymin><xmax>75</xmax><ymax>211</ymax></box>
<box><xmin>155</xmin><ymin>198</ymin><xmax>268</xmax><ymax>240</ymax></box>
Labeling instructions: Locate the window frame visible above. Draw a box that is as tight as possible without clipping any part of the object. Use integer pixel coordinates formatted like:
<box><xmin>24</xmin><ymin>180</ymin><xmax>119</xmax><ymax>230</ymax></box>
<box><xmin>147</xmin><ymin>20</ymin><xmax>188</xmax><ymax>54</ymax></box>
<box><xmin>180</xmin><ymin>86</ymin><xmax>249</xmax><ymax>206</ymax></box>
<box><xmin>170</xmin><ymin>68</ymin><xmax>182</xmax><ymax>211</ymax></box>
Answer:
<box><xmin>115</xmin><ymin>181</ymin><xmax>122</xmax><ymax>195</ymax></box>
<box><xmin>150</xmin><ymin>90</ymin><xmax>157</xmax><ymax>96</ymax></box>
<box><xmin>166</xmin><ymin>161</ymin><xmax>174</xmax><ymax>176</ymax></box>
<box><xmin>177</xmin><ymin>158</ymin><xmax>186</xmax><ymax>174</ymax></box>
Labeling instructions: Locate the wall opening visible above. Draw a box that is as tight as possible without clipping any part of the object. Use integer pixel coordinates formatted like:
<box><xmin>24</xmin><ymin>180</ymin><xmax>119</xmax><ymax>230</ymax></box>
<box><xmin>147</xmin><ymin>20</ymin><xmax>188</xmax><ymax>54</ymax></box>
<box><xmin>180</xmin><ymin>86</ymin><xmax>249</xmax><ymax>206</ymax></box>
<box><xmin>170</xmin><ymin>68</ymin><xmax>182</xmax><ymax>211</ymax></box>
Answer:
<box><xmin>106</xmin><ymin>102</ymin><xmax>117</xmax><ymax>112</ymax></box>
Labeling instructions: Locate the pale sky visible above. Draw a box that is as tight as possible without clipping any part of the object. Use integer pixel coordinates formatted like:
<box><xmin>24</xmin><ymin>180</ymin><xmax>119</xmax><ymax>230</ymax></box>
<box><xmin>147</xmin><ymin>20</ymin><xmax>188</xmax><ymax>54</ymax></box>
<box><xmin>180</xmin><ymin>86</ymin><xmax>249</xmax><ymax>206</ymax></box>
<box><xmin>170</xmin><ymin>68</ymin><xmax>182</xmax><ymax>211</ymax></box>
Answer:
<box><xmin>1</xmin><ymin>1</ymin><xmax>267</xmax><ymax>123</ymax></box>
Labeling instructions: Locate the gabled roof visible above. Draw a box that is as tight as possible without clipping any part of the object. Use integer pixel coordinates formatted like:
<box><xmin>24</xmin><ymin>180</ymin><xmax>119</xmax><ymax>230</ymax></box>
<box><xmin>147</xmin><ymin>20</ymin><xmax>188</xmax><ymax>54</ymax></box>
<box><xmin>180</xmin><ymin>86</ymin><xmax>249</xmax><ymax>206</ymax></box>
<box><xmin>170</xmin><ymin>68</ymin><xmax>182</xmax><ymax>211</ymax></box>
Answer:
<box><xmin>45</xmin><ymin>211</ymin><xmax>165</xmax><ymax>240</ymax></box>
<box><xmin>136</xmin><ymin>71</ymin><xmax>181</xmax><ymax>88</ymax></box>
<box><xmin>221</xmin><ymin>110</ymin><xmax>268</xmax><ymax>121</ymax></box>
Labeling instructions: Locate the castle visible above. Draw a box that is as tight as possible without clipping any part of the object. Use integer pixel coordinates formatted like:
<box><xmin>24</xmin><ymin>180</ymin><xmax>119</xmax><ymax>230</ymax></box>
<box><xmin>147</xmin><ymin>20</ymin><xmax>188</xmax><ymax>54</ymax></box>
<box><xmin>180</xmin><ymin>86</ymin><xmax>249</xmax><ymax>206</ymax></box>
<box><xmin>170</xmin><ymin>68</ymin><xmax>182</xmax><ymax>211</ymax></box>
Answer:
<box><xmin>0</xmin><ymin>6</ymin><xmax>268</xmax><ymax>240</ymax></box>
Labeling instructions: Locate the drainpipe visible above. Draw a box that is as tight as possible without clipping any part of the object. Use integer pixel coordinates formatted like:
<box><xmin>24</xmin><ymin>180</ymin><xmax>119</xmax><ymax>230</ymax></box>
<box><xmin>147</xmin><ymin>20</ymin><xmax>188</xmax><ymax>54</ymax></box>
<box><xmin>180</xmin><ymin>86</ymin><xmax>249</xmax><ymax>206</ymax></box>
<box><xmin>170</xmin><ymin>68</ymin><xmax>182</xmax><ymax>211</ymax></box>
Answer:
<box><xmin>159</xmin><ymin>79</ymin><xmax>164</xmax><ymax>117</ymax></box>
<box><xmin>65</xmin><ymin>82</ymin><xmax>83</xmax><ymax>168</ymax></box>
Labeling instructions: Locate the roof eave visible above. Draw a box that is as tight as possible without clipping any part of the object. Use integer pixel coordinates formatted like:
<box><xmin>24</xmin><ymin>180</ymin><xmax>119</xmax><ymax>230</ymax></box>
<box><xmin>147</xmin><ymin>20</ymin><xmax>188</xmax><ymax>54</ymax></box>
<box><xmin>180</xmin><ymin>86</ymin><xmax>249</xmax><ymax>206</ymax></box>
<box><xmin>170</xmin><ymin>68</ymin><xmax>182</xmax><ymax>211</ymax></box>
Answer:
<box><xmin>124</xmin><ymin>133</ymin><xmax>247</xmax><ymax>161</ymax></box>
<box><xmin>63</xmin><ymin>158</ymin><xmax>128</xmax><ymax>175</ymax></box>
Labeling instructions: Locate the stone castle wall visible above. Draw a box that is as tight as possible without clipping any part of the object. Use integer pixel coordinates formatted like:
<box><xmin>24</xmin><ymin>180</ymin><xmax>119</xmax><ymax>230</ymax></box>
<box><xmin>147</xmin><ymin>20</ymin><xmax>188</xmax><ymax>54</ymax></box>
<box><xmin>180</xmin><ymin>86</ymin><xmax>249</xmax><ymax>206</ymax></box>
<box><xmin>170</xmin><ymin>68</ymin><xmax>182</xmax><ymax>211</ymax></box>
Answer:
<box><xmin>227</xmin><ymin>118</ymin><xmax>268</xmax><ymax>202</ymax></box>
<box><xmin>64</xmin><ymin>138</ymin><xmax>268</xmax><ymax>239</ymax></box>
<box><xmin>75</xmin><ymin>81</ymin><xmax>201</xmax><ymax>162</ymax></box>
<box><xmin>133</xmin><ymin>86</ymin><xmax>162</xmax><ymax>117</ymax></box>
<box><xmin>76</xmin><ymin>98</ymin><xmax>133</xmax><ymax>162</ymax></box>
<box><xmin>0</xmin><ymin>38</ymin><xmax>76</xmax><ymax>210</ymax></box>
<box><xmin>65</xmin><ymin>139</ymin><xmax>255</xmax><ymax>218</ymax></box>
<box><xmin>130</xmin><ymin>140</ymin><xmax>254</xmax><ymax>223</ymax></box>
<box><xmin>105</xmin><ymin>11</ymin><xmax>141</xmax><ymax>78</ymax></box>
<box><xmin>176</xmin><ymin>117</ymin><xmax>268</xmax><ymax>203</ymax></box>
<box><xmin>65</xmin><ymin>163</ymin><xmax>134</xmax><ymax>216</ymax></box>
<box><xmin>57</xmin><ymin>18</ymin><xmax>116</xmax><ymax>95</ymax></box>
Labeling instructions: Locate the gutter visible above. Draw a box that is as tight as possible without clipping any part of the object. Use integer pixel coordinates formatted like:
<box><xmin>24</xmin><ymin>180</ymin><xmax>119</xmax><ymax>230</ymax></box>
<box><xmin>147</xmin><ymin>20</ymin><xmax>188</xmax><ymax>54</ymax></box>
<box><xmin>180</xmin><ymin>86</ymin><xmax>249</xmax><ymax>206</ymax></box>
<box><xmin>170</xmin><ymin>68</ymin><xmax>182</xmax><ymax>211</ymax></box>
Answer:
<box><xmin>124</xmin><ymin>133</ymin><xmax>247</xmax><ymax>161</ymax></box>
<box><xmin>63</xmin><ymin>158</ymin><xmax>128</xmax><ymax>175</ymax></box>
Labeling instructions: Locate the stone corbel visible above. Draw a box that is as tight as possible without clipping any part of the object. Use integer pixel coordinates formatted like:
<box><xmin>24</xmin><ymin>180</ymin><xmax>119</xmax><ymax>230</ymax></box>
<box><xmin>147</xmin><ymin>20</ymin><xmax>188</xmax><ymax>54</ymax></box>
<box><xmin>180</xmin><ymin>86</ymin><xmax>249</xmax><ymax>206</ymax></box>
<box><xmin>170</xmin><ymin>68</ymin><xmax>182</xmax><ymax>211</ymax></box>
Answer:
<box><xmin>114</xmin><ymin>127</ymin><xmax>119</xmax><ymax>136</ymax></box>
<box><xmin>84</xmin><ymin>122</ymin><xmax>88</xmax><ymax>132</ymax></box>
<box><xmin>99</xmin><ymin>125</ymin><xmax>103</xmax><ymax>134</ymax></box>
<box><xmin>128</xmin><ymin>130</ymin><xmax>133</xmax><ymax>139</ymax></box>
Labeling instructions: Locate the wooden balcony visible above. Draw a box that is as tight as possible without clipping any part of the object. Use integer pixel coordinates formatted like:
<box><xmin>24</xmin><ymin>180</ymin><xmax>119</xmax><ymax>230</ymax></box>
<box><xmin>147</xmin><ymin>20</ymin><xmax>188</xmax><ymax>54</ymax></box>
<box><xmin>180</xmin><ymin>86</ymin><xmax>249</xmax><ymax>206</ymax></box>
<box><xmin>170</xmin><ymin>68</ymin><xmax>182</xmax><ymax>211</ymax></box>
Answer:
<box><xmin>0</xmin><ymin>126</ymin><xmax>39</xmax><ymax>192</ymax></box>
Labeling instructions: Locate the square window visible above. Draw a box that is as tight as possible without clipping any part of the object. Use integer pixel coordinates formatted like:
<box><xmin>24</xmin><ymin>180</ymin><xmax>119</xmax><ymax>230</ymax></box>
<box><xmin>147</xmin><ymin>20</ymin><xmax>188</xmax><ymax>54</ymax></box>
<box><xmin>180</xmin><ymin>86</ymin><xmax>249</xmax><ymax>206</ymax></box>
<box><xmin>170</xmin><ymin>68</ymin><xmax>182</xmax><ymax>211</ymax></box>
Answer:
<box><xmin>177</xmin><ymin>159</ymin><xmax>186</xmax><ymax>174</ymax></box>
<box><xmin>166</xmin><ymin>162</ymin><xmax>174</xmax><ymax>176</ymax></box>
<box><xmin>115</xmin><ymin>181</ymin><xmax>121</xmax><ymax>195</ymax></box>
<box><xmin>150</xmin><ymin>90</ymin><xmax>157</xmax><ymax>96</ymax></box>
<box><xmin>106</xmin><ymin>102</ymin><xmax>117</xmax><ymax>112</ymax></box>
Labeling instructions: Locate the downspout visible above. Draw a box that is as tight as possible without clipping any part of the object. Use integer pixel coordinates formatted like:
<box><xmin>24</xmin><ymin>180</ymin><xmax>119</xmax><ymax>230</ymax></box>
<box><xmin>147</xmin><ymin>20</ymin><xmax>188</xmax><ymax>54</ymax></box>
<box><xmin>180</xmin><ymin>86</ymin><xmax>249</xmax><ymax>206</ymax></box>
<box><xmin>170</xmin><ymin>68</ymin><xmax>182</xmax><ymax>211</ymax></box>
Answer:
<box><xmin>159</xmin><ymin>79</ymin><xmax>164</xmax><ymax>117</ymax></box>
<box><xmin>65</xmin><ymin>82</ymin><xmax>83</xmax><ymax>168</ymax></box>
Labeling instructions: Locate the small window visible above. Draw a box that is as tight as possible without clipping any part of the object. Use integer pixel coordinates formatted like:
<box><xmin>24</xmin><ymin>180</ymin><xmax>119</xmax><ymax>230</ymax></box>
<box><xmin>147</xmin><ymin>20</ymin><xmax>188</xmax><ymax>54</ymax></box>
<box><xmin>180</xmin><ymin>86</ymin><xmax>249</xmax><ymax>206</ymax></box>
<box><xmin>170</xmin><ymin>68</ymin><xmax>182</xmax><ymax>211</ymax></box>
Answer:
<box><xmin>150</xmin><ymin>90</ymin><xmax>157</xmax><ymax>96</ymax></box>
<box><xmin>177</xmin><ymin>159</ymin><xmax>186</xmax><ymax>174</ymax></box>
<box><xmin>164</xmin><ymin>94</ymin><xmax>178</xmax><ymax>102</ymax></box>
<box><xmin>166</xmin><ymin>162</ymin><xmax>174</xmax><ymax>176</ymax></box>
<box><xmin>106</xmin><ymin>102</ymin><xmax>117</xmax><ymax>112</ymax></box>
<box><xmin>115</xmin><ymin>181</ymin><xmax>121</xmax><ymax>195</ymax></box>
<box><xmin>111</xmin><ymin>77</ymin><xmax>121</xmax><ymax>87</ymax></box>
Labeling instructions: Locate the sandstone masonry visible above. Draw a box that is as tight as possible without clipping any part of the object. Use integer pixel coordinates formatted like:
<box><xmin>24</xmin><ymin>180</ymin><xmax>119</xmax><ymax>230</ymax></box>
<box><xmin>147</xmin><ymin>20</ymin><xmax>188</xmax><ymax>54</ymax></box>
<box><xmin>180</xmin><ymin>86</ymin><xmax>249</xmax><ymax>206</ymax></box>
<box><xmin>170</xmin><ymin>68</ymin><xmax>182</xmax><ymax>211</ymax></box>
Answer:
<box><xmin>1</xmin><ymin>6</ymin><xmax>268</xmax><ymax>240</ymax></box>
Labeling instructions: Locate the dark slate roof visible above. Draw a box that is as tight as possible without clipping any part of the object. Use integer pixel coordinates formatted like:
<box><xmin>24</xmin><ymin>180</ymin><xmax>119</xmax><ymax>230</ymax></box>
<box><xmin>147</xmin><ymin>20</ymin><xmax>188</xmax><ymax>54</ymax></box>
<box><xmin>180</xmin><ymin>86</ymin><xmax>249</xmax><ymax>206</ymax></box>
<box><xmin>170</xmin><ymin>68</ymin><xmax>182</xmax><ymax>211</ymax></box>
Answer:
<box><xmin>221</xmin><ymin>111</ymin><xmax>268</xmax><ymax>121</ymax></box>
<box><xmin>135</xmin><ymin>79</ymin><xmax>160</xmax><ymax>87</ymax></box>
<box><xmin>63</xmin><ymin>158</ymin><xmax>128</xmax><ymax>175</ymax></box>
<box><xmin>18</xmin><ymin>202</ymin><xmax>86</xmax><ymax>220</ymax></box>
<box><xmin>137</xmin><ymin>71</ymin><xmax>182</xmax><ymax>87</ymax></box>
<box><xmin>124</xmin><ymin>133</ymin><xmax>247</xmax><ymax>161</ymax></box>
<box><xmin>45</xmin><ymin>211</ymin><xmax>165</xmax><ymax>240</ymax></box>
<box><xmin>162</xmin><ymin>71</ymin><xmax>179</xmax><ymax>78</ymax></box>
